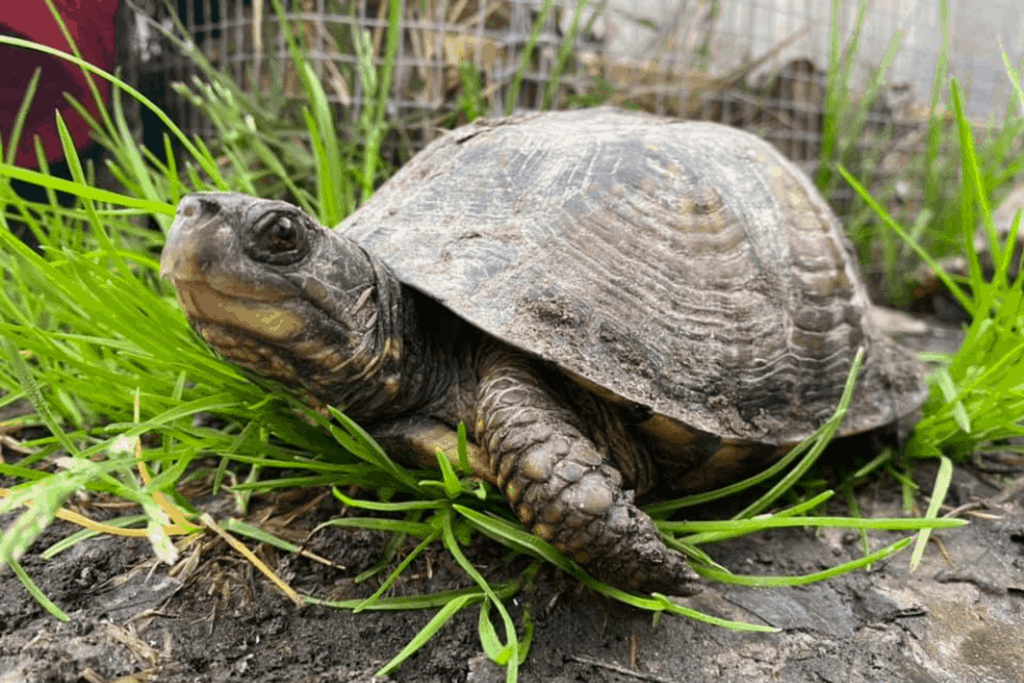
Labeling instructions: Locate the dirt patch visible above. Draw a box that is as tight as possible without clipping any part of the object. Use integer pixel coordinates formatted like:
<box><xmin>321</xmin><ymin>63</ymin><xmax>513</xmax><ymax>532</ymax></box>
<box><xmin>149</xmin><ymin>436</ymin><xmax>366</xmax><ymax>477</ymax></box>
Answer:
<box><xmin>2</xmin><ymin>462</ymin><xmax>1023</xmax><ymax>683</ymax></box>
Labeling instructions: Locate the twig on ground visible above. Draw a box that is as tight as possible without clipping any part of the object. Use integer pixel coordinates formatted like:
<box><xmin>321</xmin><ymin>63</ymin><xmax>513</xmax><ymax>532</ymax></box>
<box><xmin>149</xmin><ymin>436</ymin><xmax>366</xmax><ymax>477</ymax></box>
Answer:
<box><xmin>568</xmin><ymin>654</ymin><xmax>678</xmax><ymax>683</ymax></box>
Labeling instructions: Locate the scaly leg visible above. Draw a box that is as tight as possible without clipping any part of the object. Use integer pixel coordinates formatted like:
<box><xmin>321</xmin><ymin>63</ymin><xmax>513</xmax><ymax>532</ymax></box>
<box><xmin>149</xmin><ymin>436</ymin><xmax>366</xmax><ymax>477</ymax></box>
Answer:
<box><xmin>474</xmin><ymin>345</ymin><xmax>700</xmax><ymax>595</ymax></box>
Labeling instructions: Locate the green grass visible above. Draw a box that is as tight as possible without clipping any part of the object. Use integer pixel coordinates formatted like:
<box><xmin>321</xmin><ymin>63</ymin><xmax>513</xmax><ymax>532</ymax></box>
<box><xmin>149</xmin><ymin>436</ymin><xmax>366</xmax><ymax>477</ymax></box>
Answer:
<box><xmin>818</xmin><ymin>0</ymin><xmax>1024</xmax><ymax>304</ymax></box>
<box><xmin>0</xmin><ymin>2</ymin><xmax>1021</xmax><ymax>681</ymax></box>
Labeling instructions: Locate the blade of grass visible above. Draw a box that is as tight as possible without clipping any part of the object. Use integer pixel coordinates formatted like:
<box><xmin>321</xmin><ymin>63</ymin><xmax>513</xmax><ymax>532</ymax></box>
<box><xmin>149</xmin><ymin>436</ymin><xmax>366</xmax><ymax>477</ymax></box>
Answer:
<box><xmin>375</xmin><ymin>593</ymin><xmax>480</xmax><ymax>676</ymax></box>
<box><xmin>479</xmin><ymin>598</ymin><xmax>533</xmax><ymax>667</ymax></box>
<box><xmin>540</xmin><ymin>0</ymin><xmax>588</xmax><ymax>110</ymax></box>
<box><xmin>662</xmin><ymin>515</ymin><xmax>966</xmax><ymax>535</ymax></box>
<box><xmin>951</xmin><ymin>79</ymin><xmax>990</xmax><ymax>296</ymax></box>
<box><xmin>306</xmin><ymin>580</ymin><xmax>522</xmax><ymax>612</ymax></box>
<box><xmin>838</xmin><ymin>163</ymin><xmax>975</xmax><ymax>313</ymax></box>
<box><xmin>909</xmin><ymin>456</ymin><xmax>954</xmax><ymax>571</ymax></box>
<box><xmin>439</xmin><ymin>508</ymin><xmax>520</xmax><ymax>680</ymax></box>
<box><xmin>2</xmin><ymin>67</ymin><xmax>41</xmax><ymax>166</ymax></box>
<box><xmin>327</xmin><ymin>407</ymin><xmax>425</xmax><ymax>494</ymax></box>
<box><xmin>924</xmin><ymin>0</ymin><xmax>951</xmax><ymax>209</ymax></box>
<box><xmin>0</xmin><ymin>36</ymin><xmax>224</xmax><ymax>187</ymax></box>
<box><xmin>505</xmin><ymin>0</ymin><xmax>555</xmax><ymax>115</ymax></box>
<box><xmin>817</xmin><ymin>0</ymin><xmax>869</xmax><ymax>194</ymax></box>
<box><xmin>332</xmin><ymin>488</ymin><xmax>442</xmax><ymax>512</ymax></box>
<box><xmin>700</xmin><ymin>537</ymin><xmax>914</xmax><ymax>587</ymax></box>
<box><xmin>353</xmin><ymin>528</ymin><xmax>441</xmax><ymax>613</ymax></box>
<box><xmin>364</xmin><ymin>0</ymin><xmax>401</xmax><ymax>203</ymax></box>
<box><xmin>0</xmin><ymin>161</ymin><xmax>174</xmax><ymax>215</ymax></box>
<box><xmin>1</xmin><ymin>337</ymin><xmax>79</xmax><ymax>457</ymax></box>
<box><xmin>8</xmin><ymin>557</ymin><xmax>69</xmax><ymax>622</ymax></box>
<box><xmin>731</xmin><ymin>348</ymin><xmax>864</xmax><ymax>520</ymax></box>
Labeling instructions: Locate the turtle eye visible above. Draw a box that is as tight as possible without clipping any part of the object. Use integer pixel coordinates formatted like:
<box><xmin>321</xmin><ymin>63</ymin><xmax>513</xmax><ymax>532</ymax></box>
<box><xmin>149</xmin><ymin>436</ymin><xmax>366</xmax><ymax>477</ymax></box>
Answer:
<box><xmin>267</xmin><ymin>216</ymin><xmax>298</xmax><ymax>252</ymax></box>
<box><xmin>249</xmin><ymin>210</ymin><xmax>311</xmax><ymax>265</ymax></box>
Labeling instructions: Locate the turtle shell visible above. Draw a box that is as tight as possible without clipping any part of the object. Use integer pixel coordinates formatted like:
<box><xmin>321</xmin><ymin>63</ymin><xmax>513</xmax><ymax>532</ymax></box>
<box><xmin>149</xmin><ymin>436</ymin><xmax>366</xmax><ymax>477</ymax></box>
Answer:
<box><xmin>339</xmin><ymin>108</ymin><xmax>926</xmax><ymax>447</ymax></box>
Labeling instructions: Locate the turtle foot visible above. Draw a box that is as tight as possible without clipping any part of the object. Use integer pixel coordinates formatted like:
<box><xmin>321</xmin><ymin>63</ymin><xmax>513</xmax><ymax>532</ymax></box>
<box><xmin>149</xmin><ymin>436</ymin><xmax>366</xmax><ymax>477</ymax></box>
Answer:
<box><xmin>564</xmin><ymin>494</ymin><xmax>702</xmax><ymax>597</ymax></box>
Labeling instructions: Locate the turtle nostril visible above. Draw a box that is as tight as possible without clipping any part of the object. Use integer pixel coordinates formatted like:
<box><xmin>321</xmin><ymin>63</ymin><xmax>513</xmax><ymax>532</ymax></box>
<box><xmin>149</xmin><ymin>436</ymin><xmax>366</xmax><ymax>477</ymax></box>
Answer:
<box><xmin>178</xmin><ymin>196</ymin><xmax>201</xmax><ymax>218</ymax></box>
<box><xmin>178</xmin><ymin>195</ymin><xmax>225</xmax><ymax>221</ymax></box>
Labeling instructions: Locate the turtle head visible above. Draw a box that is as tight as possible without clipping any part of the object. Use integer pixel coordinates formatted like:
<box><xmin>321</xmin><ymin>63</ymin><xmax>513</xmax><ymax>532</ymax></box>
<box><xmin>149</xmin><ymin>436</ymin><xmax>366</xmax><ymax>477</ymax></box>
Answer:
<box><xmin>161</xmin><ymin>192</ymin><xmax>404</xmax><ymax>415</ymax></box>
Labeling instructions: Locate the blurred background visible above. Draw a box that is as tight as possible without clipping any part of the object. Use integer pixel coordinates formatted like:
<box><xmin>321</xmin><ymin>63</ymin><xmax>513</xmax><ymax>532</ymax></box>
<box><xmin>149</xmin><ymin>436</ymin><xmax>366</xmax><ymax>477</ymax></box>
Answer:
<box><xmin>118</xmin><ymin>1</ymin><xmax>1023</xmax><ymax>175</ymax></box>
<box><xmin>4</xmin><ymin>0</ymin><xmax>1023</xmax><ymax>304</ymax></box>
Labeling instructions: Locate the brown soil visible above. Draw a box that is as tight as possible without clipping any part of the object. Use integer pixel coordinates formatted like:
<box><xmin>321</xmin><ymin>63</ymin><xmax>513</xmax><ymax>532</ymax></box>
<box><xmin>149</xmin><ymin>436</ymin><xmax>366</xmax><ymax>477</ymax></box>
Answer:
<box><xmin>2</xmin><ymin>460</ymin><xmax>1023</xmax><ymax>683</ymax></box>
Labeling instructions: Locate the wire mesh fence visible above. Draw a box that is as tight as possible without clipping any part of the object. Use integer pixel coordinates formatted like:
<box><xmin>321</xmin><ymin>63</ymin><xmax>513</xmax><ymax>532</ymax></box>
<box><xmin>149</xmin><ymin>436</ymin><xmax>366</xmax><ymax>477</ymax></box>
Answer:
<box><xmin>122</xmin><ymin>0</ymin><xmax>1022</xmax><ymax>208</ymax></box>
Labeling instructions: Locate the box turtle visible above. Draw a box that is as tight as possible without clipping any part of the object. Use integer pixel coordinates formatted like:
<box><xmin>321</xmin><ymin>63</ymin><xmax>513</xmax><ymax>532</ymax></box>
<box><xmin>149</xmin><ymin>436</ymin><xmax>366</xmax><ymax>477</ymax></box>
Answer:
<box><xmin>160</xmin><ymin>108</ymin><xmax>926</xmax><ymax>594</ymax></box>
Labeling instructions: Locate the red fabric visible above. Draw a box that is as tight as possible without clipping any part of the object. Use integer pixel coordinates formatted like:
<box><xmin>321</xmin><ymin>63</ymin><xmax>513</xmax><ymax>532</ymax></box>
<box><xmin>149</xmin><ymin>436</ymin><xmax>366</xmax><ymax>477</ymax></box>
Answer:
<box><xmin>1</xmin><ymin>1</ymin><xmax>119</xmax><ymax>167</ymax></box>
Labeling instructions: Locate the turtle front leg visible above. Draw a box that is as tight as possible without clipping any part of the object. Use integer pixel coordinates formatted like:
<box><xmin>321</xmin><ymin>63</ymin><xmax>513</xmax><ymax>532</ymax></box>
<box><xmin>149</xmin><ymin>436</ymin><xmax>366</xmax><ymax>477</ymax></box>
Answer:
<box><xmin>473</xmin><ymin>345</ymin><xmax>701</xmax><ymax>595</ymax></box>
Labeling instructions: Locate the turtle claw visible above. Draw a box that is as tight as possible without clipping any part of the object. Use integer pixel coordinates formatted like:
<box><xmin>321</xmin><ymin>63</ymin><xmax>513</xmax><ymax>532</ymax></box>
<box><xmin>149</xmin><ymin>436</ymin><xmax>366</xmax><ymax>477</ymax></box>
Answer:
<box><xmin>583</xmin><ymin>506</ymin><xmax>703</xmax><ymax>596</ymax></box>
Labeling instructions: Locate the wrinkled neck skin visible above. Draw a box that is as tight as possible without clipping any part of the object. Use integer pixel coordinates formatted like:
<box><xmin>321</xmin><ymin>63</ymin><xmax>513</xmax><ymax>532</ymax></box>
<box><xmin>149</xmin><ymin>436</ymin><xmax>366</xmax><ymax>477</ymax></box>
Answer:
<box><xmin>281</xmin><ymin>241</ymin><xmax>469</xmax><ymax>426</ymax></box>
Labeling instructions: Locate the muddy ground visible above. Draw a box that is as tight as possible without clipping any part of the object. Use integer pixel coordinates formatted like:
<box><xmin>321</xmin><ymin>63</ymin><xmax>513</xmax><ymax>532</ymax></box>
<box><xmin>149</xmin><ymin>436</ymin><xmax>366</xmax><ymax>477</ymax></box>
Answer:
<box><xmin>2</xmin><ymin>455</ymin><xmax>1023</xmax><ymax>683</ymax></box>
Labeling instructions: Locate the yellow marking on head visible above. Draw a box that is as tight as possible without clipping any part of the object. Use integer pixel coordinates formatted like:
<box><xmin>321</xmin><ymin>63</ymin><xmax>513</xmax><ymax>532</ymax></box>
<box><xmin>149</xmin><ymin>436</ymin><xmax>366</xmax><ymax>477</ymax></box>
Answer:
<box><xmin>384</xmin><ymin>375</ymin><xmax>401</xmax><ymax>397</ymax></box>
<box><xmin>179</xmin><ymin>287</ymin><xmax>305</xmax><ymax>341</ymax></box>
<box><xmin>532</xmin><ymin>523</ymin><xmax>555</xmax><ymax>541</ymax></box>
<box><xmin>305</xmin><ymin>343</ymin><xmax>344</xmax><ymax>367</ymax></box>
<box><xmin>241</xmin><ymin>308</ymin><xmax>304</xmax><ymax>337</ymax></box>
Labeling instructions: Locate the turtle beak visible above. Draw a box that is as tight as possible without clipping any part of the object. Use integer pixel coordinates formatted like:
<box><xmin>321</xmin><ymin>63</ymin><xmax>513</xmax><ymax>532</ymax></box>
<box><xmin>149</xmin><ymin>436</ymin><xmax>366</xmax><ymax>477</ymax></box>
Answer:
<box><xmin>161</xmin><ymin>194</ymin><xmax>234</xmax><ymax>284</ymax></box>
